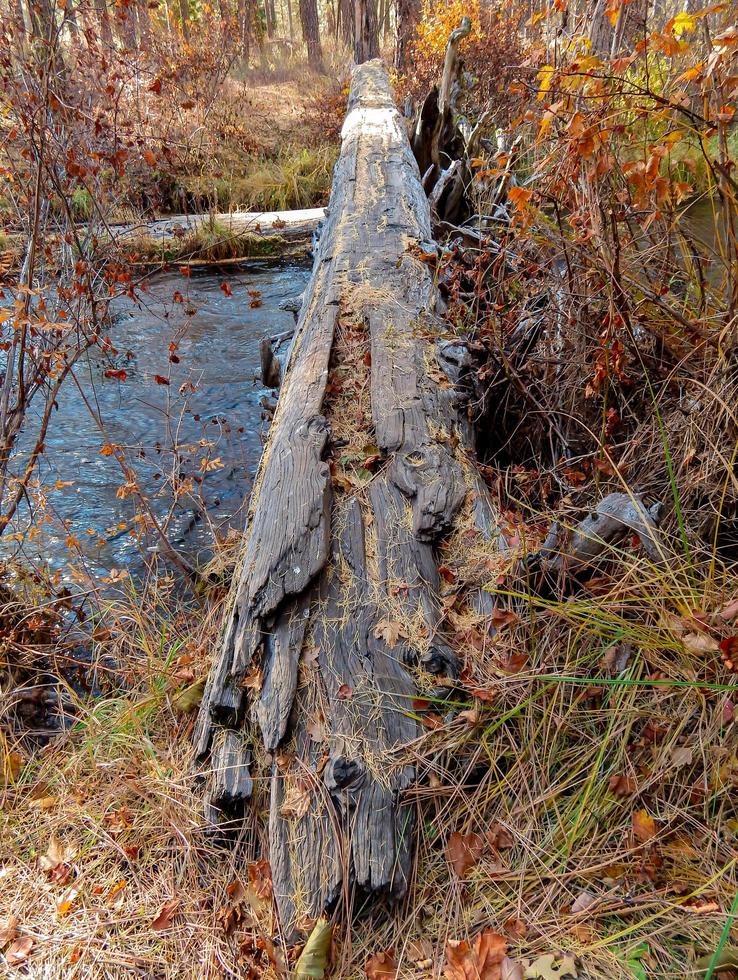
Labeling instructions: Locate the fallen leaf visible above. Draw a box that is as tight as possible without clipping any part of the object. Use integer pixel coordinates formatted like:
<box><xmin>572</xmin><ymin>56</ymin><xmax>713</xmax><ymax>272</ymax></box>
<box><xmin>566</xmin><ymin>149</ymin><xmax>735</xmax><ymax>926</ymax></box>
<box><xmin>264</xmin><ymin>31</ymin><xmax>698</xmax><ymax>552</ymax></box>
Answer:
<box><xmin>670</xmin><ymin>746</ymin><xmax>693</xmax><ymax>768</ymax></box>
<box><xmin>447</xmin><ymin>831</ymin><xmax>485</xmax><ymax>878</ymax></box>
<box><xmin>503</xmin><ymin>917</ymin><xmax>528</xmax><ymax>939</ymax></box>
<box><xmin>171</xmin><ymin>677</ymin><xmax>205</xmax><ymax>713</ymax></box>
<box><xmin>373</xmin><ymin>618</ymin><xmax>407</xmax><ymax>648</ymax></box>
<box><xmin>1</xmin><ymin>751</ymin><xmax>23</xmax><ymax>785</ymax></box>
<box><xmin>502</xmin><ymin>960</ymin><xmax>524</xmax><ymax>980</ymax></box>
<box><xmin>142</xmin><ymin>149</ymin><xmax>156</xmax><ymax>166</ymax></box>
<box><xmin>719</xmin><ymin>598</ymin><xmax>738</xmax><ymax>621</ymax></box>
<box><xmin>151</xmin><ymin>898</ymin><xmax>179</xmax><ymax>931</ymax></box>
<box><xmin>365</xmin><ymin>950</ymin><xmax>398</xmax><ymax>978</ymax></box>
<box><xmin>570</xmin><ymin>890</ymin><xmax>597</xmax><ymax>914</ymax></box>
<box><xmin>337</xmin><ymin>684</ymin><xmax>353</xmax><ymax>700</ymax></box>
<box><xmin>247</xmin><ymin>859</ymin><xmax>273</xmax><ymax>900</ymax></box>
<box><xmin>444</xmin><ymin>930</ymin><xmax>507</xmax><ymax>979</ymax></box>
<box><xmin>524</xmin><ymin>953</ymin><xmax>578</xmax><ymax>979</ymax></box>
<box><xmin>0</xmin><ymin>915</ymin><xmax>18</xmax><ymax>945</ymax></box>
<box><xmin>280</xmin><ymin>780</ymin><xmax>312</xmax><ymax>820</ymax></box>
<box><xmin>608</xmin><ymin>773</ymin><xmax>637</xmax><ymax>796</ymax></box>
<box><xmin>56</xmin><ymin>886</ymin><xmax>80</xmax><ymax>917</ymax></box>
<box><xmin>220</xmin><ymin>280</ymin><xmax>233</xmax><ymax>297</ymax></box>
<box><xmin>294</xmin><ymin>917</ymin><xmax>332</xmax><ymax>979</ymax></box>
<box><xmin>487</xmin><ymin>823</ymin><xmax>514</xmax><ymax>850</ymax></box>
<box><xmin>682</xmin><ymin>632</ymin><xmax>719</xmax><ymax>654</ymax></box>
<box><xmin>632</xmin><ymin>809</ymin><xmax>658</xmax><ymax>843</ymax></box>
<box><xmin>500</xmin><ymin>652</ymin><xmax>528</xmax><ymax>674</ymax></box>
<box><xmin>6</xmin><ymin>936</ymin><xmax>33</xmax><ymax>967</ymax></box>
<box><xmin>492</xmin><ymin>609</ymin><xmax>518</xmax><ymax>629</ymax></box>
<box><xmin>39</xmin><ymin>836</ymin><xmax>76</xmax><ymax>872</ymax></box>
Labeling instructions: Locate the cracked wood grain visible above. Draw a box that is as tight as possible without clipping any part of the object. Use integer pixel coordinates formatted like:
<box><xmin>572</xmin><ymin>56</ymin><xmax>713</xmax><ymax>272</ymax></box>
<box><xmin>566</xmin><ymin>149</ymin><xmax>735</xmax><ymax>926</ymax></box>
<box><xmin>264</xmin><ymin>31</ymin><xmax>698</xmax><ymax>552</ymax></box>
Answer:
<box><xmin>194</xmin><ymin>59</ymin><xmax>501</xmax><ymax>939</ymax></box>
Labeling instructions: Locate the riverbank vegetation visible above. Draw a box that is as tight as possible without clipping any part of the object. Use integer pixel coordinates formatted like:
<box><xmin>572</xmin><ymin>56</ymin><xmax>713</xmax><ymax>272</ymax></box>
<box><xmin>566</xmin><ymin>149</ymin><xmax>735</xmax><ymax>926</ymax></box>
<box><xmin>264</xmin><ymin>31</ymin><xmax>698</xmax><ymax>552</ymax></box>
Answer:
<box><xmin>2</xmin><ymin>0</ymin><xmax>738</xmax><ymax>976</ymax></box>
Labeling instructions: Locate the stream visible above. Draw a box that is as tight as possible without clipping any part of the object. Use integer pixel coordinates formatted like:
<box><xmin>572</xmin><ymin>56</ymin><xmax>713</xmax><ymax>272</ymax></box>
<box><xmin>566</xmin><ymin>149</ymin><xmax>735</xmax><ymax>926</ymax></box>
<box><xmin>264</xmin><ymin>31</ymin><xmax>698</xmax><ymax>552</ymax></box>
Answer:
<box><xmin>8</xmin><ymin>261</ymin><xmax>311</xmax><ymax>585</ymax></box>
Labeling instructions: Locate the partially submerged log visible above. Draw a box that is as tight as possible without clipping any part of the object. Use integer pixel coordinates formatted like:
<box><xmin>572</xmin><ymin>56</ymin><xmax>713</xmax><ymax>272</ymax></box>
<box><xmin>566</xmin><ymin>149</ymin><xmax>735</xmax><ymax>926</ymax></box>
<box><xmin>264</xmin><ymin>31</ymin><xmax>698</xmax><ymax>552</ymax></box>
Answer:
<box><xmin>194</xmin><ymin>61</ymin><xmax>499</xmax><ymax>937</ymax></box>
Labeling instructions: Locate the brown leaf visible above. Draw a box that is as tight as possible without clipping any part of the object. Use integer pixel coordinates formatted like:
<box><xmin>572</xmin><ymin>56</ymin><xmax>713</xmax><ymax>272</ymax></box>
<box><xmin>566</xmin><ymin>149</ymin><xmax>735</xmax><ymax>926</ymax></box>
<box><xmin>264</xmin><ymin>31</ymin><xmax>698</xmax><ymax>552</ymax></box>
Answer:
<box><xmin>337</xmin><ymin>683</ymin><xmax>353</xmax><ymax>700</ymax></box>
<box><xmin>632</xmin><ymin>809</ymin><xmax>658</xmax><ymax>843</ymax></box>
<box><xmin>0</xmin><ymin>915</ymin><xmax>18</xmax><ymax>945</ymax></box>
<box><xmin>153</xmin><ymin>374</ymin><xmax>170</xmax><ymax>386</ymax></box>
<box><xmin>142</xmin><ymin>149</ymin><xmax>156</xmax><ymax>166</ymax></box>
<box><xmin>719</xmin><ymin>597</ymin><xmax>738</xmax><ymax>621</ymax></box>
<box><xmin>365</xmin><ymin>950</ymin><xmax>398</xmax><ymax>978</ymax></box>
<box><xmin>447</xmin><ymin>831</ymin><xmax>485</xmax><ymax>879</ymax></box>
<box><xmin>492</xmin><ymin>609</ymin><xmax>518</xmax><ymax>629</ymax></box>
<box><xmin>38</xmin><ymin>836</ymin><xmax>76</xmax><ymax>872</ymax></box>
<box><xmin>682</xmin><ymin>632</ymin><xmax>719</xmax><ymax>654</ymax></box>
<box><xmin>247</xmin><ymin>860</ymin><xmax>273</xmax><ymax>901</ymax></box>
<box><xmin>1</xmin><ymin>751</ymin><xmax>23</xmax><ymax>786</ymax></box>
<box><xmin>151</xmin><ymin>898</ymin><xmax>180</xmax><ymax>931</ymax></box>
<box><xmin>444</xmin><ymin>931</ymin><xmax>507</xmax><ymax>979</ymax></box>
<box><xmin>6</xmin><ymin>936</ymin><xmax>33</xmax><ymax>967</ymax></box>
<box><xmin>608</xmin><ymin>773</ymin><xmax>637</xmax><ymax>796</ymax></box>
<box><xmin>280</xmin><ymin>780</ymin><xmax>312</xmax><ymax>820</ymax></box>
<box><xmin>500</xmin><ymin>652</ymin><xmax>528</xmax><ymax>674</ymax></box>
<box><xmin>373</xmin><ymin>617</ymin><xmax>407</xmax><ymax>648</ymax></box>
<box><xmin>487</xmin><ymin>823</ymin><xmax>514</xmax><ymax>850</ymax></box>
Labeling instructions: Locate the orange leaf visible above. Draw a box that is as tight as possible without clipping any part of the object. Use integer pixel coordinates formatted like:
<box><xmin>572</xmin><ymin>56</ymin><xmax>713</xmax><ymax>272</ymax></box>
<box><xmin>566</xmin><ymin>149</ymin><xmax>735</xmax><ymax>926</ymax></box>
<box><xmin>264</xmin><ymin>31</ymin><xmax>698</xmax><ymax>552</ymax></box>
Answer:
<box><xmin>632</xmin><ymin>809</ymin><xmax>658</xmax><ymax>843</ymax></box>
<box><xmin>366</xmin><ymin>950</ymin><xmax>398</xmax><ymax>978</ymax></box>
<box><xmin>444</xmin><ymin>931</ymin><xmax>508</xmax><ymax>980</ymax></box>
<box><xmin>143</xmin><ymin>149</ymin><xmax>156</xmax><ymax>166</ymax></box>
<box><xmin>507</xmin><ymin>186</ymin><xmax>533</xmax><ymax>209</ymax></box>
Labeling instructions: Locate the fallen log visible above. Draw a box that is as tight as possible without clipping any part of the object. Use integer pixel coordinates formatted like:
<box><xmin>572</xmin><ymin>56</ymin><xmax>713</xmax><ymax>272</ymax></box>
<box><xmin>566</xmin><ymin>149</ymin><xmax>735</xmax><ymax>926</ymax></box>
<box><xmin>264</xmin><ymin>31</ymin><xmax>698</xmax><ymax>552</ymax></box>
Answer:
<box><xmin>194</xmin><ymin>61</ymin><xmax>500</xmax><ymax>938</ymax></box>
<box><xmin>104</xmin><ymin>207</ymin><xmax>324</xmax><ymax>261</ymax></box>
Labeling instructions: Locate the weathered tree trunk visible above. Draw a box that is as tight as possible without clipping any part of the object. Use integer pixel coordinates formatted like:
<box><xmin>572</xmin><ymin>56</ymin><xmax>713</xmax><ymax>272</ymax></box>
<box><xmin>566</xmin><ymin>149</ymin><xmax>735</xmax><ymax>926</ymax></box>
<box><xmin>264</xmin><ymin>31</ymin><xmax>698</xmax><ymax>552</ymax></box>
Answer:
<box><xmin>194</xmin><ymin>61</ymin><xmax>498</xmax><ymax>939</ymax></box>
<box><xmin>395</xmin><ymin>0</ymin><xmax>419</xmax><ymax>71</ymax></box>
<box><xmin>299</xmin><ymin>0</ymin><xmax>323</xmax><ymax>69</ymax></box>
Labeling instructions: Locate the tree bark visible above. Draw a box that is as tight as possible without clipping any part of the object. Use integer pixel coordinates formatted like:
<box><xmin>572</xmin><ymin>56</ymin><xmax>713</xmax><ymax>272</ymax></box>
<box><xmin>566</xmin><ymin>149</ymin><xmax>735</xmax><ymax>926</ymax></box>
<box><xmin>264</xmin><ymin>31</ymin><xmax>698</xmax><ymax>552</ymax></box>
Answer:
<box><xmin>394</xmin><ymin>0</ymin><xmax>419</xmax><ymax>71</ymax></box>
<box><xmin>338</xmin><ymin>0</ymin><xmax>353</xmax><ymax>45</ymax></box>
<box><xmin>353</xmin><ymin>0</ymin><xmax>378</xmax><ymax>61</ymax></box>
<box><xmin>194</xmin><ymin>61</ymin><xmax>501</xmax><ymax>940</ymax></box>
<box><xmin>299</xmin><ymin>0</ymin><xmax>323</xmax><ymax>69</ymax></box>
<box><xmin>179</xmin><ymin>0</ymin><xmax>190</xmax><ymax>39</ymax></box>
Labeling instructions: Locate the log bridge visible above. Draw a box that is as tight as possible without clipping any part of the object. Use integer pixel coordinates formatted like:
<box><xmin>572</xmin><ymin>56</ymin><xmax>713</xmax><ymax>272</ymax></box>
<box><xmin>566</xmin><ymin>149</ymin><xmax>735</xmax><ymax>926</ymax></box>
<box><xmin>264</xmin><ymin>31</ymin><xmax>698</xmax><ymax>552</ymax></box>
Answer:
<box><xmin>194</xmin><ymin>60</ymin><xmax>500</xmax><ymax>937</ymax></box>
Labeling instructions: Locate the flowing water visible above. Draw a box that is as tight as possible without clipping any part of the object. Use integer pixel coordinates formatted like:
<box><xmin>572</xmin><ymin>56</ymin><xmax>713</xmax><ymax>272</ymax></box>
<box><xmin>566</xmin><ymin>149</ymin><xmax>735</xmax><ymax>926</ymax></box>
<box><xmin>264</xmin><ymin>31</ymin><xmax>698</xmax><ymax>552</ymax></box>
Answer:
<box><xmin>8</xmin><ymin>261</ymin><xmax>311</xmax><ymax>584</ymax></box>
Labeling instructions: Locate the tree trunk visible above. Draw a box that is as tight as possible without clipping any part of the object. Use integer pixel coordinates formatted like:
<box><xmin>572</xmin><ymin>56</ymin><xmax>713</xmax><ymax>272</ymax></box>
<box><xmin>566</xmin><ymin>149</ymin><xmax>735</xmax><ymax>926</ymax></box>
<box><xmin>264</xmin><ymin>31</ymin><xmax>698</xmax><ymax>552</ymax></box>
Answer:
<box><xmin>264</xmin><ymin>0</ymin><xmax>274</xmax><ymax>36</ymax></box>
<box><xmin>394</xmin><ymin>0</ymin><xmax>419</xmax><ymax>71</ymax></box>
<box><xmin>299</xmin><ymin>0</ymin><xmax>323</xmax><ymax>69</ymax></box>
<box><xmin>338</xmin><ymin>0</ymin><xmax>353</xmax><ymax>46</ymax></box>
<box><xmin>179</xmin><ymin>0</ymin><xmax>190</xmax><ymax>39</ymax></box>
<box><xmin>194</xmin><ymin>61</ymin><xmax>501</xmax><ymax>940</ymax></box>
<box><xmin>286</xmin><ymin>0</ymin><xmax>294</xmax><ymax>39</ymax></box>
<box><xmin>353</xmin><ymin>0</ymin><xmax>378</xmax><ymax>61</ymax></box>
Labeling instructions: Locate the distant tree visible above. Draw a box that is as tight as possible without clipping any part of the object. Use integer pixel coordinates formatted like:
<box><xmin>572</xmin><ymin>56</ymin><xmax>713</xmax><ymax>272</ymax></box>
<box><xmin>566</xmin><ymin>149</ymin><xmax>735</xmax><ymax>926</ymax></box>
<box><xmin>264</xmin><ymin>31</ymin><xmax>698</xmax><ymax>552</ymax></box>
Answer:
<box><xmin>353</xmin><ymin>0</ymin><xmax>377</xmax><ymax>62</ymax></box>
<box><xmin>299</xmin><ymin>0</ymin><xmax>323</xmax><ymax>68</ymax></box>
<box><xmin>395</xmin><ymin>0</ymin><xmax>419</xmax><ymax>70</ymax></box>
<box><xmin>338</xmin><ymin>0</ymin><xmax>354</xmax><ymax>46</ymax></box>
<box><xmin>179</xmin><ymin>0</ymin><xmax>190</xmax><ymax>39</ymax></box>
